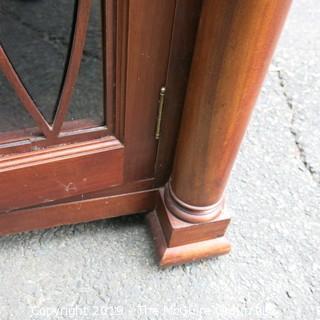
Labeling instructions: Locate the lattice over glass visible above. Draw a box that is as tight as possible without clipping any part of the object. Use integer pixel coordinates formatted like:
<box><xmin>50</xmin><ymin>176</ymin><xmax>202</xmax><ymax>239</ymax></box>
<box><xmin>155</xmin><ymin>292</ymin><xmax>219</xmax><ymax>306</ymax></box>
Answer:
<box><xmin>0</xmin><ymin>0</ymin><xmax>108</xmax><ymax>146</ymax></box>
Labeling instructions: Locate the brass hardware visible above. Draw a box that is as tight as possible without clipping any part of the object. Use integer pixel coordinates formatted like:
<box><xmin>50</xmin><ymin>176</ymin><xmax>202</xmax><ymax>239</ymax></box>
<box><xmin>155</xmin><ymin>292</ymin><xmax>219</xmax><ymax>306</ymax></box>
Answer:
<box><xmin>155</xmin><ymin>86</ymin><xmax>166</xmax><ymax>140</ymax></box>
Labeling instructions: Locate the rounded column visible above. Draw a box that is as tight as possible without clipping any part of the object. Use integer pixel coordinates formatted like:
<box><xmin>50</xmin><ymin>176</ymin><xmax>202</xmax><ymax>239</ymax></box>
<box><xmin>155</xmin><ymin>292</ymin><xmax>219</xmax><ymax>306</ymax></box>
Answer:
<box><xmin>165</xmin><ymin>0</ymin><xmax>292</xmax><ymax>223</ymax></box>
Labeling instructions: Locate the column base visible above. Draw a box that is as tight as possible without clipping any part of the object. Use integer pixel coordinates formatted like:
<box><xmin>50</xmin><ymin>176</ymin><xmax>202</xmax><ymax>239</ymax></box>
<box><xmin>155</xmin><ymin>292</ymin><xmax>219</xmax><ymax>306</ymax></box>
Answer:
<box><xmin>146</xmin><ymin>189</ymin><xmax>231</xmax><ymax>267</ymax></box>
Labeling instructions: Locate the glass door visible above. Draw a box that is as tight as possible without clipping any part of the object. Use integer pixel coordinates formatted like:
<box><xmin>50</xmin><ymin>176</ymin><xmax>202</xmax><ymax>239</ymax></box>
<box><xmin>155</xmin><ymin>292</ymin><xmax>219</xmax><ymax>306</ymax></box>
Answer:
<box><xmin>0</xmin><ymin>0</ymin><xmax>176</xmax><ymax>212</ymax></box>
<box><xmin>0</xmin><ymin>0</ymin><xmax>114</xmax><ymax>152</ymax></box>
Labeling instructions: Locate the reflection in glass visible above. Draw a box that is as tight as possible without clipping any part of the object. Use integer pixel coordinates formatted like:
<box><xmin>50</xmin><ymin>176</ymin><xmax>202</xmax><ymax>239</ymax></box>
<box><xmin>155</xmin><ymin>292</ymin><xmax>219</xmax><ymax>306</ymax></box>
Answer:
<box><xmin>0</xmin><ymin>0</ymin><xmax>105</xmax><ymax>134</ymax></box>
<box><xmin>0</xmin><ymin>0</ymin><xmax>76</xmax><ymax>124</ymax></box>
<box><xmin>0</xmin><ymin>73</ymin><xmax>35</xmax><ymax>132</ymax></box>
<box><xmin>67</xmin><ymin>0</ymin><xmax>104</xmax><ymax>126</ymax></box>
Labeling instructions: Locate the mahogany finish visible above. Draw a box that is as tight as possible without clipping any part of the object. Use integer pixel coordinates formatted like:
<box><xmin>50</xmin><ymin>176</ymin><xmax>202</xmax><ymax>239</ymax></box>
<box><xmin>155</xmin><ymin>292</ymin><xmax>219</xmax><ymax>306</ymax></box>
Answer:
<box><xmin>0</xmin><ymin>190</ymin><xmax>156</xmax><ymax>236</ymax></box>
<box><xmin>51</xmin><ymin>0</ymin><xmax>92</xmax><ymax>136</ymax></box>
<box><xmin>154</xmin><ymin>0</ymin><xmax>202</xmax><ymax>186</ymax></box>
<box><xmin>0</xmin><ymin>0</ymin><xmax>292</xmax><ymax>266</ymax></box>
<box><xmin>0</xmin><ymin>138</ymin><xmax>123</xmax><ymax>211</ymax></box>
<box><xmin>123</xmin><ymin>0</ymin><xmax>176</xmax><ymax>181</ymax></box>
<box><xmin>149</xmin><ymin>0</ymin><xmax>292</xmax><ymax>265</ymax></box>
<box><xmin>155</xmin><ymin>190</ymin><xmax>230</xmax><ymax>248</ymax></box>
<box><xmin>147</xmin><ymin>211</ymin><xmax>231</xmax><ymax>267</ymax></box>
<box><xmin>171</xmin><ymin>0</ymin><xmax>293</xmax><ymax>210</ymax></box>
<box><xmin>0</xmin><ymin>0</ymin><xmax>175</xmax><ymax>209</ymax></box>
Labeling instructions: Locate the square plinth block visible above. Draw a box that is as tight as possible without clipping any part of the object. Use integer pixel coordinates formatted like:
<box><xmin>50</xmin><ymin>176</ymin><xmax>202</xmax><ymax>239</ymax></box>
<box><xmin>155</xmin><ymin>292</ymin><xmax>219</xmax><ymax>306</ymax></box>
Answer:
<box><xmin>147</xmin><ymin>189</ymin><xmax>231</xmax><ymax>267</ymax></box>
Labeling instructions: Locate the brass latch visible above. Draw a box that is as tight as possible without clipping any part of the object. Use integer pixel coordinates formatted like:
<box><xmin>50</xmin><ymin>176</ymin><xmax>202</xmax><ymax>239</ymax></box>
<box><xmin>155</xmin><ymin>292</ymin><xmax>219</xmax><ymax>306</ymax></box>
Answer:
<box><xmin>155</xmin><ymin>86</ymin><xmax>166</xmax><ymax>140</ymax></box>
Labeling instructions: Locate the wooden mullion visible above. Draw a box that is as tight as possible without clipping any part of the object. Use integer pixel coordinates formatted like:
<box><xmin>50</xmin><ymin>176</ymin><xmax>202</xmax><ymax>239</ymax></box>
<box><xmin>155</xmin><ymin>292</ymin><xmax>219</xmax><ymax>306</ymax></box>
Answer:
<box><xmin>52</xmin><ymin>0</ymin><xmax>93</xmax><ymax>137</ymax></box>
<box><xmin>0</xmin><ymin>46</ymin><xmax>53</xmax><ymax>138</ymax></box>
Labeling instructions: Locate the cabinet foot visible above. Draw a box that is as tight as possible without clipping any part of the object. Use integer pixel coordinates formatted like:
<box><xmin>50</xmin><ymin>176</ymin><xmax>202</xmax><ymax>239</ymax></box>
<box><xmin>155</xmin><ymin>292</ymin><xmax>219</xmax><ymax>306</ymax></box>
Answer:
<box><xmin>146</xmin><ymin>190</ymin><xmax>231</xmax><ymax>267</ymax></box>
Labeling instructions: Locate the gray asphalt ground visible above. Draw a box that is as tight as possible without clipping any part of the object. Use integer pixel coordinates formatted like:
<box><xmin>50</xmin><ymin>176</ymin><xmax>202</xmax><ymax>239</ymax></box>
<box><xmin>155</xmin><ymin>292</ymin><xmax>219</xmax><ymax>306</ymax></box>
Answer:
<box><xmin>0</xmin><ymin>1</ymin><xmax>319</xmax><ymax>319</ymax></box>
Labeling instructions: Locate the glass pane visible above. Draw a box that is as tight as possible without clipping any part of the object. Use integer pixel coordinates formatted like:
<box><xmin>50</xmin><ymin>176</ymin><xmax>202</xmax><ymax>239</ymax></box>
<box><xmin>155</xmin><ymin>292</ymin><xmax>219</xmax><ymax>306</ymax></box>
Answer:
<box><xmin>0</xmin><ymin>0</ymin><xmax>76</xmax><ymax>124</ymax></box>
<box><xmin>0</xmin><ymin>73</ymin><xmax>35</xmax><ymax>133</ymax></box>
<box><xmin>66</xmin><ymin>0</ymin><xmax>104</xmax><ymax>127</ymax></box>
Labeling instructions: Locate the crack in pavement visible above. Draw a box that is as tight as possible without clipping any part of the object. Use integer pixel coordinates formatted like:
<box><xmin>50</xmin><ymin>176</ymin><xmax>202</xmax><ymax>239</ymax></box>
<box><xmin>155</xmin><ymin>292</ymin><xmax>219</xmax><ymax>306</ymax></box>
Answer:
<box><xmin>276</xmin><ymin>68</ymin><xmax>319</xmax><ymax>186</ymax></box>
<box><xmin>1</xmin><ymin>7</ymin><xmax>70</xmax><ymax>58</ymax></box>
<box><xmin>1</xmin><ymin>7</ymin><xmax>101</xmax><ymax>62</ymax></box>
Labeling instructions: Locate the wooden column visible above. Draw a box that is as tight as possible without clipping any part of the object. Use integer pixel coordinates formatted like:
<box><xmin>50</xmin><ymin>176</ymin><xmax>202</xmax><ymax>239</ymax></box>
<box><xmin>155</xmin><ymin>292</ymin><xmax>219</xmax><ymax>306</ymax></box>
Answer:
<box><xmin>148</xmin><ymin>0</ymin><xmax>292</xmax><ymax>266</ymax></box>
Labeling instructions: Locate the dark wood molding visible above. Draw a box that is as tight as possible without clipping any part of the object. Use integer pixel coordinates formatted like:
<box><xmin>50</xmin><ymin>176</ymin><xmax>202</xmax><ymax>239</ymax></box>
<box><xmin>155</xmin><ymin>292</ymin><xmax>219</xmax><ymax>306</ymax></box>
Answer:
<box><xmin>147</xmin><ymin>209</ymin><xmax>231</xmax><ymax>267</ymax></box>
<box><xmin>0</xmin><ymin>137</ymin><xmax>124</xmax><ymax>211</ymax></box>
<box><xmin>0</xmin><ymin>189</ymin><xmax>156</xmax><ymax>236</ymax></box>
<box><xmin>123</xmin><ymin>0</ymin><xmax>176</xmax><ymax>182</ymax></box>
<box><xmin>164</xmin><ymin>181</ymin><xmax>224</xmax><ymax>223</ymax></box>
<box><xmin>52</xmin><ymin>0</ymin><xmax>93</xmax><ymax>136</ymax></box>
<box><xmin>154</xmin><ymin>0</ymin><xmax>203</xmax><ymax>186</ymax></box>
<box><xmin>147</xmin><ymin>190</ymin><xmax>230</xmax><ymax>267</ymax></box>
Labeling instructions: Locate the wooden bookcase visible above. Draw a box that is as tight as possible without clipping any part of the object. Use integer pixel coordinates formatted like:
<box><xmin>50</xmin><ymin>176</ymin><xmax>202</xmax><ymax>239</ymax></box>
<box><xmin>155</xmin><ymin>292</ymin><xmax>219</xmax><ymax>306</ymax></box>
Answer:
<box><xmin>0</xmin><ymin>0</ymin><xmax>291</xmax><ymax>266</ymax></box>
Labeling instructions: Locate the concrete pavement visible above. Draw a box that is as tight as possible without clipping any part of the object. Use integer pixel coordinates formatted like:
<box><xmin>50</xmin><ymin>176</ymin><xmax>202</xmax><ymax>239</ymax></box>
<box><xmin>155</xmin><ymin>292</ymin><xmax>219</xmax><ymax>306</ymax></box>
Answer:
<box><xmin>0</xmin><ymin>1</ymin><xmax>319</xmax><ymax>319</ymax></box>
